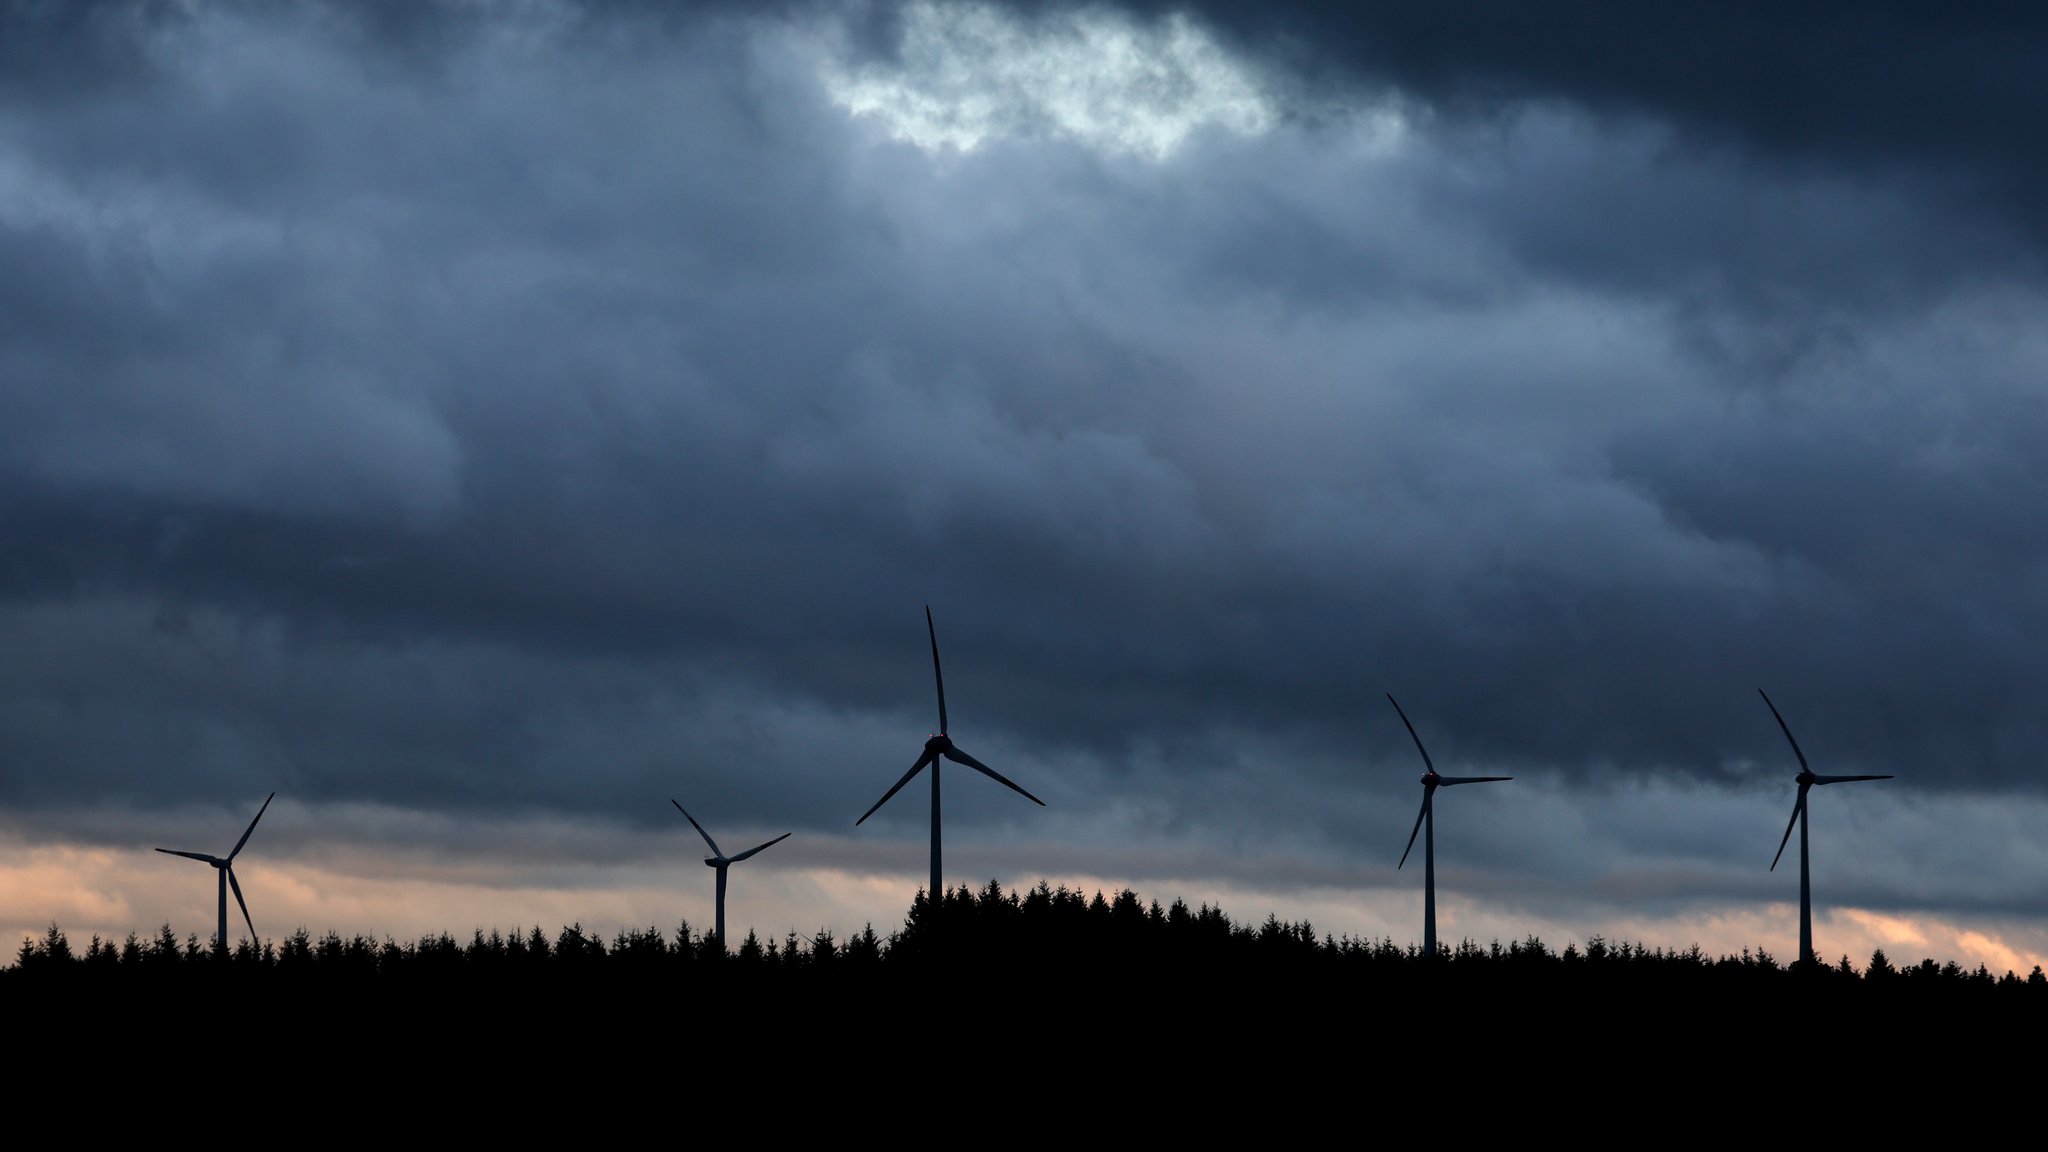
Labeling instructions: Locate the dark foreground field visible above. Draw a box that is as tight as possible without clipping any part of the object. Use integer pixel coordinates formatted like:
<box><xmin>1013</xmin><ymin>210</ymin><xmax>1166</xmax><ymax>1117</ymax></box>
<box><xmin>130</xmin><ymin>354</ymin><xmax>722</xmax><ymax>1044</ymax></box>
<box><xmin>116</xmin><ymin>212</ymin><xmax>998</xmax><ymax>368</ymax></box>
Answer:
<box><xmin>7</xmin><ymin>880</ymin><xmax>2037</xmax><ymax>1120</ymax></box>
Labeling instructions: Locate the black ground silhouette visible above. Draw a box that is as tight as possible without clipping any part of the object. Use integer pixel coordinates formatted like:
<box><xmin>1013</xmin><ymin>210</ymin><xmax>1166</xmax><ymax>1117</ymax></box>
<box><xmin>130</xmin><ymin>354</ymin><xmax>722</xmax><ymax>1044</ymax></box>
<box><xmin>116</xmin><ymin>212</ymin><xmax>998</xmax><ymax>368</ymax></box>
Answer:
<box><xmin>8</xmin><ymin>879</ymin><xmax>2039</xmax><ymax>1116</ymax></box>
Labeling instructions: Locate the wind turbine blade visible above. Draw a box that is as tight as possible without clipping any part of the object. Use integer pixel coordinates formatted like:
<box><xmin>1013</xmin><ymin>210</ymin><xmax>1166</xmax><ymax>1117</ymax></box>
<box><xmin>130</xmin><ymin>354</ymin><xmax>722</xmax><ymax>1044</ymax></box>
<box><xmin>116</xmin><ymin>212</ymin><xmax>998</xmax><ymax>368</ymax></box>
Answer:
<box><xmin>1398</xmin><ymin>793</ymin><xmax>1429</xmax><ymax>870</ymax></box>
<box><xmin>1438</xmin><ymin>775</ymin><xmax>1513</xmax><ymax>785</ymax></box>
<box><xmin>942</xmin><ymin>746</ymin><xmax>1046</xmax><ymax>806</ymax></box>
<box><xmin>927</xmin><ymin>605</ymin><xmax>948</xmax><ymax>736</ymax></box>
<box><xmin>1757</xmin><ymin>690</ymin><xmax>1809</xmax><ymax>773</ymax></box>
<box><xmin>671</xmin><ymin>800</ymin><xmax>722</xmax><ymax>857</ymax></box>
<box><xmin>1811</xmin><ymin>774</ymin><xmax>1894</xmax><ymax>784</ymax></box>
<box><xmin>228</xmin><ymin>792</ymin><xmax>274</xmax><ymax>861</ymax></box>
<box><xmin>1769</xmin><ymin>788</ymin><xmax>1807</xmax><ymax>872</ymax></box>
<box><xmin>228</xmin><ymin>866</ymin><xmax>255</xmax><ymax>944</ymax></box>
<box><xmin>728</xmin><ymin>832</ymin><xmax>792</xmax><ymax>863</ymax></box>
<box><xmin>1385</xmin><ymin>694</ymin><xmax>1437</xmax><ymax>774</ymax></box>
<box><xmin>156</xmin><ymin>849</ymin><xmax>219</xmax><ymax>863</ymax></box>
<box><xmin>856</xmin><ymin>750</ymin><xmax>936</xmax><ymax>826</ymax></box>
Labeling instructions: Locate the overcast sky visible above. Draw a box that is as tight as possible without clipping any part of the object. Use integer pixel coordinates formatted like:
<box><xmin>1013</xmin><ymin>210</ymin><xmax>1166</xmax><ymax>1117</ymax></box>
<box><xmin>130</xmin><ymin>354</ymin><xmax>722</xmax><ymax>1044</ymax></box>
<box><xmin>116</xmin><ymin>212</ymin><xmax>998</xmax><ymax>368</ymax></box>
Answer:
<box><xmin>5</xmin><ymin>0</ymin><xmax>2046</xmax><ymax>971</ymax></box>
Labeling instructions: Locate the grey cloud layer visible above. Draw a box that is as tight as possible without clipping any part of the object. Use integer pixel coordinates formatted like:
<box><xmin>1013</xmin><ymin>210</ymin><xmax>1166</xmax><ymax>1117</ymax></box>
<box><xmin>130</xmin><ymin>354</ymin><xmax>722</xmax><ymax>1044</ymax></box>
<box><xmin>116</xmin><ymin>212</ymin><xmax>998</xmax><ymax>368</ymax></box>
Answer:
<box><xmin>1002</xmin><ymin>1</ymin><xmax>2048</xmax><ymax>251</ymax></box>
<box><xmin>3</xmin><ymin>0</ymin><xmax>2044</xmax><ymax>935</ymax></box>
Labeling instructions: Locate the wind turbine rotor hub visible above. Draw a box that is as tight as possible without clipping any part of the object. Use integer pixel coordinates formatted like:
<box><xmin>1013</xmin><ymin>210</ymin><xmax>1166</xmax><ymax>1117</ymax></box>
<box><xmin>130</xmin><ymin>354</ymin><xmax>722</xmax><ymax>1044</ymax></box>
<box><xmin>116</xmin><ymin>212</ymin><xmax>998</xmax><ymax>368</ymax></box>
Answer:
<box><xmin>925</xmin><ymin>734</ymin><xmax>953</xmax><ymax>753</ymax></box>
<box><xmin>1420</xmin><ymin>772</ymin><xmax>1438</xmax><ymax>787</ymax></box>
<box><xmin>1796</xmin><ymin>770</ymin><xmax>1816</xmax><ymax>785</ymax></box>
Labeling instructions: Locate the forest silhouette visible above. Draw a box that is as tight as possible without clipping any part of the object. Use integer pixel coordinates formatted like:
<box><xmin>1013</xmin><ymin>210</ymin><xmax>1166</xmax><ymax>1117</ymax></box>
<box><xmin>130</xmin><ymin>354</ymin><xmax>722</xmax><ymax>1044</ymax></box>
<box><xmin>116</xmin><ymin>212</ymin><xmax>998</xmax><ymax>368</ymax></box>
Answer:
<box><xmin>12</xmin><ymin>877</ymin><xmax>2041</xmax><ymax>1104</ymax></box>
<box><xmin>12</xmin><ymin>879</ymin><xmax>2040</xmax><ymax>1004</ymax></box>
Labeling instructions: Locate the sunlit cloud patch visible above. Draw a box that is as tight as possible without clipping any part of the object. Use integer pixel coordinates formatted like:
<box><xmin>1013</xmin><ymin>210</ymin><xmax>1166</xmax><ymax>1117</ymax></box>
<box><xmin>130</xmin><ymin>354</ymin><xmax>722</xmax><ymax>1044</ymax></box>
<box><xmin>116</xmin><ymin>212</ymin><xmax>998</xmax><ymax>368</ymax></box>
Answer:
<box><xmin>815</xmin><ymin>1</ymin><xmax>1278</xmax><ymax>158</ymax></box>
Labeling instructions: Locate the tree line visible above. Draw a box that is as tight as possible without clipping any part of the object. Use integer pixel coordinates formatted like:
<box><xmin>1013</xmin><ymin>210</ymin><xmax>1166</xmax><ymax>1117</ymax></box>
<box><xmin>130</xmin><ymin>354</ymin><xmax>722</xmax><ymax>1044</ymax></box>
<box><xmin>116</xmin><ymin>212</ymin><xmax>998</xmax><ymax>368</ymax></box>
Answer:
<box><xmin>9</xmin><ymin>878</ymin><xmax>2044</xmax><ymax>999</ymax></box>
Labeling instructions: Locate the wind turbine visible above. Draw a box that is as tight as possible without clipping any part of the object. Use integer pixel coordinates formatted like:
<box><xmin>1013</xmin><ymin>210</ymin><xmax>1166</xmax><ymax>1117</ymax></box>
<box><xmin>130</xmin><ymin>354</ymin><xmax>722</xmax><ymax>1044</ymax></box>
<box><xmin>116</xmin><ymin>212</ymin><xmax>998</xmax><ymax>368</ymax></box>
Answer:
<box><xmin>856</xmin><ymin>606</ymin><xmax>1044</xmax><ymax>908</ymax></box>
<box><xmin>670</xmin><ymin>800</ymin><xmax>790</xmax><ymax>948</ymax></box>
<box><xmin>1388</xmin><ymin>695</ymin><xmax>1511</xmax><ymax>958</ymax></box>
<box><xmin>156</xmin><ymin>792</ymin><xmax>274</xmax><ymax>952</ymax></box>
<box><xmin>1758</xmin><ymin>689</ymin><xmax>1892</xmax><ymax>967</ymax></box>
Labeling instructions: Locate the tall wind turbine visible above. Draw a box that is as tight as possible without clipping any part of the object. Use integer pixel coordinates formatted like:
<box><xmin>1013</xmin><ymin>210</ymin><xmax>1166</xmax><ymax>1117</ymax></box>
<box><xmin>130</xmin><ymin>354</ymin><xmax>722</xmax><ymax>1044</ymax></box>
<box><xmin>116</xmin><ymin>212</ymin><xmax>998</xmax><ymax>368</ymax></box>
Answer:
<box><xmin>1759</xmin><ymin>689</ymin><xmax>1892</xmax><ymax>967</ymax></box>
<box><xmin>856</xmin><ymin>606</ymin><xmax>1044</xmax><ymax>907</ymax></box>
<box><xmin>156</xmin><ymin>792</ymin><xmax>274</xmax><ymax>952</ymax></box>
<box><xmin>671</xmin><ymin>800</ymin><xmax>789</xmax><ymax>947</ymax></box>
<box><xmin>1388</xmin><ymin>695</ymin><xmax>1510</xmax><ymax>958</ymax></box>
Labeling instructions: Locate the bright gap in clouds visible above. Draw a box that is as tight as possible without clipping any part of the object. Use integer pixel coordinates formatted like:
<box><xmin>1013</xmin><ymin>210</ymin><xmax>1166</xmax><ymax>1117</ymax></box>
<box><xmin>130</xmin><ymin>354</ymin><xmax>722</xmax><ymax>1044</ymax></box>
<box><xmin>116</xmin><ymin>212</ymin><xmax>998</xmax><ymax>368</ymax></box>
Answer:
<box><xmin>814</xmin><ymin>1</ymin><xmax>1279</xmax><ymax>159</ymax></box>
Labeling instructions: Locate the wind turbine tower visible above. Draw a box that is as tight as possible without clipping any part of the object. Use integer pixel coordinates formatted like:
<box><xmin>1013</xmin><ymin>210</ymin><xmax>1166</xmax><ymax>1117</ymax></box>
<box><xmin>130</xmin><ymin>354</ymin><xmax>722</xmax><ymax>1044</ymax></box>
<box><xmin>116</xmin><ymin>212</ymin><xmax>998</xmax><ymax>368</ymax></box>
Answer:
<box><xmin>1758</xmin><ymin>689</ymin><xmax>1892</xmax><ymax>967</ymax></box>
<box><xmin>671</xmin><ymin>800</ymin><xmax>789</xmax><ymax>947</ymax></box>
<box><xmin>856</xmin><ymin>606</ymin><xmax>1044</xmax><ymax>908</ymax></box>
<box><xmin>1387</xmin><ymin>696</ymin><xmax>1511</xmax><ymax>958</ymax></box>
<box><xmin>156</xmin><ymin>792</ymin><xmax>274</xmax><ymax>952</ymax></box>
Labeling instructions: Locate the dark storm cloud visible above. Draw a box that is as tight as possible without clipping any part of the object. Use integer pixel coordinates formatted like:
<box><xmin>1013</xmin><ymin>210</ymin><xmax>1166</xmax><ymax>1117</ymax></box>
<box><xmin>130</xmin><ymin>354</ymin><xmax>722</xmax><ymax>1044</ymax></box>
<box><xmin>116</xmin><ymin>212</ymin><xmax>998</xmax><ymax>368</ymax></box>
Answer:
<box><xmin>0</xmin><ymin>0</ymin><xmax>183</xmax><ymax>105</ymax></box>
<box><xmin>1005</xmin><ymin>1</ymin><xmax>2048</xmax><ymax>248</ymax></box>
<box><xmin>2</xmin><ymin>0</ymin><xmax>2046</xmax><ymax>943</ymax></box>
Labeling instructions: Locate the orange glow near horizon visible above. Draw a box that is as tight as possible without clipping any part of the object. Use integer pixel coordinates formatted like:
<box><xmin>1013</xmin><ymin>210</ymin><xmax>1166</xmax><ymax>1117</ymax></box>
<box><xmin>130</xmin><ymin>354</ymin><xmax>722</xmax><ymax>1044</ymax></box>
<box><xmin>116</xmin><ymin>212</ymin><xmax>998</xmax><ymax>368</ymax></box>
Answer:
<box><xmin>6</xmin><ymin>836</ymin><xmax>2045</xmax><ymax>977</ymax></box>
